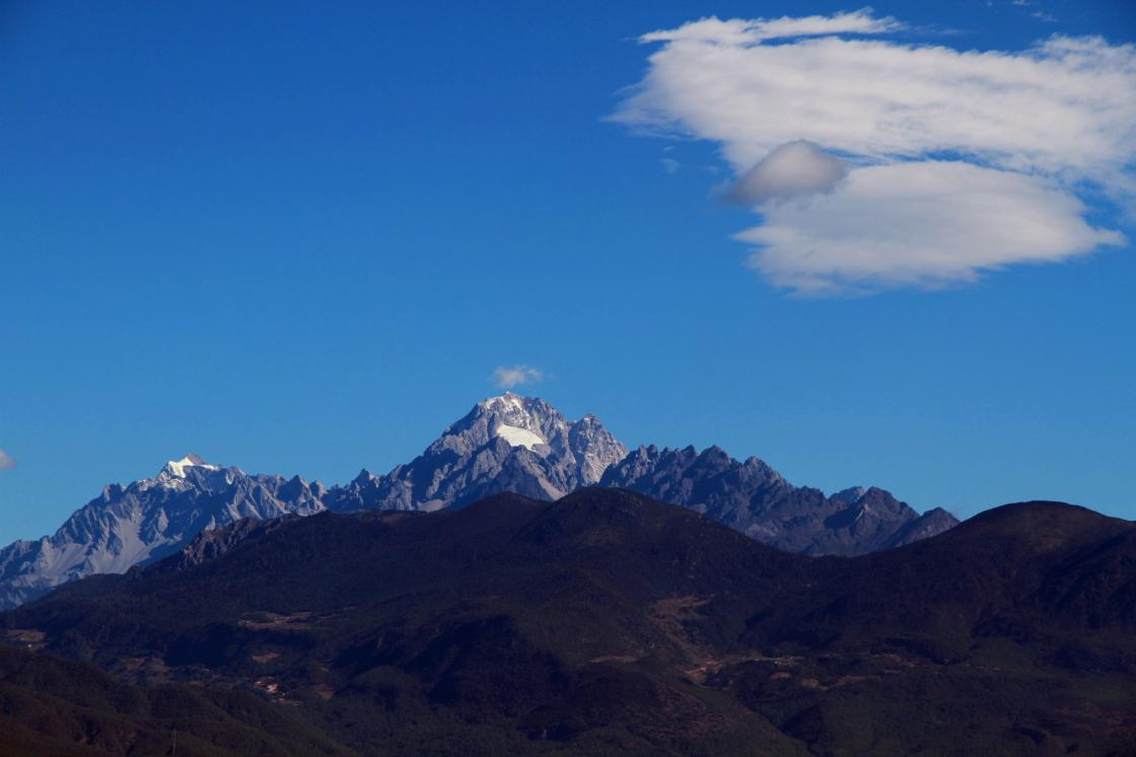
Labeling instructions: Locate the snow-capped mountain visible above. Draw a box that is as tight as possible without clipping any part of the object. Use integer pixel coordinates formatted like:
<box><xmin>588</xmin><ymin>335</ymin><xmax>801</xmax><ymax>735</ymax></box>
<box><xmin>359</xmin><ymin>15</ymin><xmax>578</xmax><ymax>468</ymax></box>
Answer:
<box><xmin>0</xmin><ymin>455</ymin><xmax>325</xmax><ymax>609</ymax></box>
<box><xmin>323</xmin><ymin>393</ymin><xmax>629</xmax><ymax>512</ymax></box>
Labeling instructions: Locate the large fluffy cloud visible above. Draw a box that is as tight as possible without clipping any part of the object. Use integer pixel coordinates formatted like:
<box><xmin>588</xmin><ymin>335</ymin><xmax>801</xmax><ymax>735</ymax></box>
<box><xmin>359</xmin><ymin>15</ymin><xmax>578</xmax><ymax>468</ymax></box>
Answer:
<box><xmin>613</xmin><ymin>11</ymin><xmax>1136</xmax><ymax>293</ymax></box>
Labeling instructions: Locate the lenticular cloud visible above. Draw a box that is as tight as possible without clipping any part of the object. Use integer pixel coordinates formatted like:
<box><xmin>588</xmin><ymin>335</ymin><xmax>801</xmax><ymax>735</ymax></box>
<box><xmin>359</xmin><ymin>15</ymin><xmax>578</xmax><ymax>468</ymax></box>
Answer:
<box><xmin>728</xmin><ymin>140</ymin><xmax>848</xmax><ymax>205</ymax></box>
<box><xmin>613</xmin><ymin>11</ymin><xmax>1136</xmax><ymax>294</ymax></box>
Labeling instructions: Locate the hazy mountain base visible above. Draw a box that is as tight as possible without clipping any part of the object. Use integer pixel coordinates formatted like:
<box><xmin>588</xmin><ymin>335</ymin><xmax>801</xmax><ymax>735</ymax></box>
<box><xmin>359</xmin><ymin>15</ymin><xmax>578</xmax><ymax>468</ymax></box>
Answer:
<box><xmin>2</xmin><ymin>490</ymin><xmax>1133</xmax><ymax>755</ymax></box>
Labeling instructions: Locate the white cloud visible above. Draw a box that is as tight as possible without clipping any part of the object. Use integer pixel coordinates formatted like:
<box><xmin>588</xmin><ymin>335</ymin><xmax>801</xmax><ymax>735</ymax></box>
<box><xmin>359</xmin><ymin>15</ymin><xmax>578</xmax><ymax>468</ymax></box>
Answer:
<box><xmin>493</xmin><ymin>365</ymin><xmax>544</xmax><ymax>389</ymax></box>
<box><xmin>613</xmin><ymin>11</ymin><xmax>1136</xmax><ymax>293</ymax></box>
<box><xmin>660</xmin><ymin>157</ymin><xmax>680</xmax><ymax>174</ymax></box>
<box><xmin>728</xmin><ymin>140</ymin><xmax>848</xmax><ymax>204</ymax></box>
<box><xmin>0</xmin><ymin>449</ymin><xmax>15</xmax><ymax>471</ymax></box>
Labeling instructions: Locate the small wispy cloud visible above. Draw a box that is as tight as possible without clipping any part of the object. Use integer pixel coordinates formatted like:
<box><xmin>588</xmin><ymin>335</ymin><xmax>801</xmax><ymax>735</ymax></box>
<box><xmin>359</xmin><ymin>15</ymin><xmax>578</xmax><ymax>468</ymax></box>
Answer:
<box><xmin>0</xmin><ymin>449</ymin><xmax>16</xmax><ymax>471</ymax></box>
<box><xmin>493</xmin><ymin>365</ymin><xmax>544</xmax><ymax>389</ymax></box>
<box><xmin>660</xmin><ymin>157</ymin><xmax>680</xmax><ymax>174</ymax></box>
<box><xmin>639</xmin><ymin>10</ymin><xmax>902</xmax><ymax>45</ymax></box>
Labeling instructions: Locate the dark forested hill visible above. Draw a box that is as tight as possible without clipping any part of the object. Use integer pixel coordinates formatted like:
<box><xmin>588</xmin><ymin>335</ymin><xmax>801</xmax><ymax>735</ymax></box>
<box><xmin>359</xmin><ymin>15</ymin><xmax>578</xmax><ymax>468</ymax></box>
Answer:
<box><xmin>0</xmin><ymin>644</ymin><xmax>349</xmax><ymax>756</ymax></box>
<box><xmin>2</xmin><ymin>490</ymin><xmax>1133</xmax><ymax>755</ymax></box>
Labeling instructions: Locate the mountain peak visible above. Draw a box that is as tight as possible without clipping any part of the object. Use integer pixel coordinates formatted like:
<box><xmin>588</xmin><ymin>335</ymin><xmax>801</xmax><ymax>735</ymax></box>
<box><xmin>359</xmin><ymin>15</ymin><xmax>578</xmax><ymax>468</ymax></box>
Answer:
<box><xmin>329</xmin><ymin>395</ymin><xmax>628</xmax><ymax>514</ymax></box>
<box><xmin>352</xmin><ymin>468</ymin><xmax>378</xmax><ymax>485</ymax></box>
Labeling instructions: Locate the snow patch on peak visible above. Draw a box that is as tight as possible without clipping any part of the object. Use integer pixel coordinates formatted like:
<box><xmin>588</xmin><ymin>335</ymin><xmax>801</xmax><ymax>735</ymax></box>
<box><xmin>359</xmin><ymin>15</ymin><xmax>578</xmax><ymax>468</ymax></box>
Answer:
<box><xmin>494</xmin><ymin>424</ymin><xmax>546</xmax><ymax>451</ymax></box>
<box><xmin>164</xmin><ymin>454</ymin><xmax>219</xmax><ymax>478</ymax></box>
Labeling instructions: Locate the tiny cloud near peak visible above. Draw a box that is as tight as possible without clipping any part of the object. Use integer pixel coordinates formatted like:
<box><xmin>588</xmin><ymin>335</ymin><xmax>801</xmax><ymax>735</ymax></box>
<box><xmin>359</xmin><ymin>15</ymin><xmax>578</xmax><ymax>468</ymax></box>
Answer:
<box><xmin>493</xmin><ymin>365</ymin><xmax>544</xmax><ymax>389</ymax></box>
<box><xmin>0</xmin><ymin>449</ymin><xmax>15</xmax><ymax>471</ymax></box>
<box><xmin>614</xmin><ymin>9</ymin><xmax>1135</xmax><ymax>295</ymax></box>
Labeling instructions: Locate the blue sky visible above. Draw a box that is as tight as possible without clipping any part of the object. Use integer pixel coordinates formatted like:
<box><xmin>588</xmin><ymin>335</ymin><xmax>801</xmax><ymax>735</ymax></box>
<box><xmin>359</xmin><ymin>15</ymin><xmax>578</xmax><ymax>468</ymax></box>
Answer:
<box><xmin>2</xmin><ymin>0</ymin><xmax>1135</xmax><ymax>542</ymax></box>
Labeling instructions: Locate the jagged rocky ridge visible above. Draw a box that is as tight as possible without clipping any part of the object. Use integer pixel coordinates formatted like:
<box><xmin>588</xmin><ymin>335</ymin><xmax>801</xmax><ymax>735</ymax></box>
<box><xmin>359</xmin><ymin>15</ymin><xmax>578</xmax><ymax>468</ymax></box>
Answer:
<box><xmin>0</xmin><ymin>393</ymin><xmax>956</xmax><ymax>609</ymax></box>
<box><xmin>600</xmin><ymin>444</ymin><xmax>958</xmax><ymax>555</ymax></box>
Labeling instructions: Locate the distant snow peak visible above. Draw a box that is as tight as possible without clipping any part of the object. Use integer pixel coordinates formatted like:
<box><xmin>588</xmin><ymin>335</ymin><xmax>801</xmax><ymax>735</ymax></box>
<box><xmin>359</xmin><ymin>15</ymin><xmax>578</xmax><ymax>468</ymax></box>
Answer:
<box><xmin>494</xmin><ymin>423</ymin><xmax>546</xmax><ymax>451</ymax></box>
<box><xmin>163</xmin><ymin>453</ymin><xmax>218</xmax><ymax>479</ymax></box>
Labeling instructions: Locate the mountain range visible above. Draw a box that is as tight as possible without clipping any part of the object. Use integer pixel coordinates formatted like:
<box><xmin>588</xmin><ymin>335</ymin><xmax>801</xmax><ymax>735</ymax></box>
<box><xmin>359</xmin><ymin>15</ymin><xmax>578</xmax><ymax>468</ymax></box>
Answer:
<box><xmin>0</xmin><ymin>394</ymin><xmax>956</xmax><ymax>609</ymax></box>
<box><xmin>1</xmin><ymin>489</ymin><xmax>1132</xmax><ymax>755</ymax></box>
